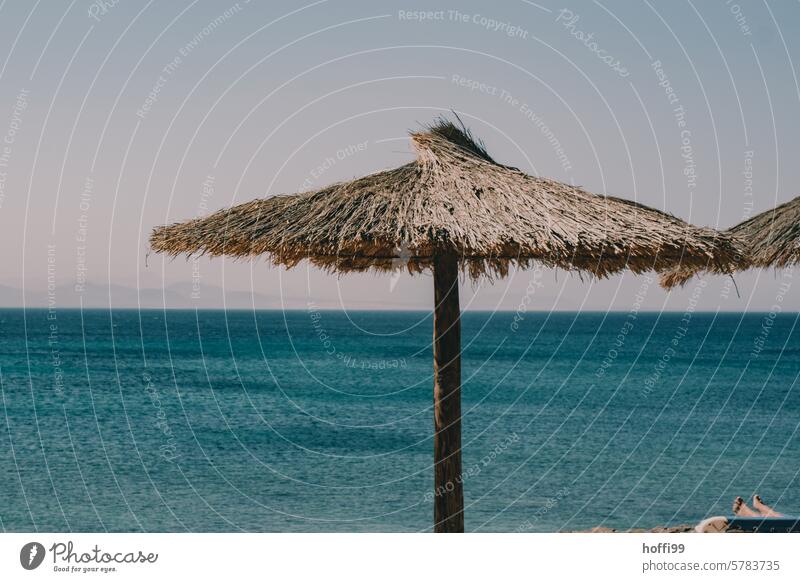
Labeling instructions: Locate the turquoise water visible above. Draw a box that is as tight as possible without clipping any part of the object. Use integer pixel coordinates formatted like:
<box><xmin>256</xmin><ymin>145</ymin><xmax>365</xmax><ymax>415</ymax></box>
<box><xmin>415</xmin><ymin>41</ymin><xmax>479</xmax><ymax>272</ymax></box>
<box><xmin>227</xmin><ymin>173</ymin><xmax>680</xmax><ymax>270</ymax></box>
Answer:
<box><xmin>0</xmin><ymin>308</ymin><xmax>798</xmax><ymax>532</ymax></box>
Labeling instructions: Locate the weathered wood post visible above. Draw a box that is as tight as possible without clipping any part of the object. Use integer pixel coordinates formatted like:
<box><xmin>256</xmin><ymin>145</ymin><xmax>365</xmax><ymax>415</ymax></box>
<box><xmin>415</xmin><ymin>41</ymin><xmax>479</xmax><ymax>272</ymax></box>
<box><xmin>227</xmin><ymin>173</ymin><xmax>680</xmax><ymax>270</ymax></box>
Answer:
<box><xmin>432</xmin><ymin>253</ymin><xmax>464</xmax><ymax>533</ymax></box>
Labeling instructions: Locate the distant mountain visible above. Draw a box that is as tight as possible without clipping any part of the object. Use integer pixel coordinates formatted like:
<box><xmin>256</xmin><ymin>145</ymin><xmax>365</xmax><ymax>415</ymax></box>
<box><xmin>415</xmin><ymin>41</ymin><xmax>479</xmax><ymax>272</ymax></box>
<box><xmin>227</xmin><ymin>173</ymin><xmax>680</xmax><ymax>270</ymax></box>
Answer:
<box><xmin>0</xmin><ymin>281</ymin><xmax>423</xmax><ymax>310</ymax></box>
<box><xmin>0</xmin><ymin>281</ymin><xmax>286</xmax><ymax>309</ymax></box>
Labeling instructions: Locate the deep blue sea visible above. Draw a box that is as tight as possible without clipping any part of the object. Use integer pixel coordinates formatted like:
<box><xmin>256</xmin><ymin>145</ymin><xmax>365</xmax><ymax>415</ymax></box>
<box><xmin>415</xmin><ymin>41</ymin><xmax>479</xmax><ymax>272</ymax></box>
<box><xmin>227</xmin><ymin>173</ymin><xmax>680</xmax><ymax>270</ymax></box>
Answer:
<box><xmin>1</xmin><ymin>309</ymin><xmax>798</xmax><ymax>532</ymax></box>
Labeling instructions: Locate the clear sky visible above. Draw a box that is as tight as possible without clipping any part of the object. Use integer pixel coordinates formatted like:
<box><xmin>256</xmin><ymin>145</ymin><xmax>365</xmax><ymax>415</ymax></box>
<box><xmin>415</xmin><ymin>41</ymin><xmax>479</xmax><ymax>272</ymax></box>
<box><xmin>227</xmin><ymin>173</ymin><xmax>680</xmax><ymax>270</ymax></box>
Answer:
<box><xmin>0</xmin><ymin>0</ymin><xmax>798</xmax><ymax>311</ymax></box>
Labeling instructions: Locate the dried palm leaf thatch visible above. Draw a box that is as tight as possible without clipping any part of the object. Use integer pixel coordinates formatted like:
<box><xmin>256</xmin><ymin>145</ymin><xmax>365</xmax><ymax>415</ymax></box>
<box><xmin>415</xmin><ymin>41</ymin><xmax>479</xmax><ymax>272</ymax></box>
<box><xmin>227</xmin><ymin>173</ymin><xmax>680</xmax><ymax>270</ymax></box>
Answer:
<box><xmin>660</xmin><ymin>195</ymin><xmax>800</xmax><ymax>287</ymax></box>
<box><xmin>151</xmin><ymin>118</ymin><xmax>742</xmax><ymax>287</ymax></box>
<box><xmin>730</xmin><ymin>195</ymin><xmax>800</xmax><ymax>268</ymax></box>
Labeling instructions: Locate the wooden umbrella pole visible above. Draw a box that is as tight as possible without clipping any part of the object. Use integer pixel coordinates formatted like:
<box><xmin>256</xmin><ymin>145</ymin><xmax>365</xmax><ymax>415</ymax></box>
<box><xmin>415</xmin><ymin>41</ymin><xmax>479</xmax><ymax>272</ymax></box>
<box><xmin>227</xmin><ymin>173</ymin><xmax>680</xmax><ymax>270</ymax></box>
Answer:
<box><xmin>432</xmin><ymin>253</ymin><xmax>464</xmax><ymax>533</ymax></box>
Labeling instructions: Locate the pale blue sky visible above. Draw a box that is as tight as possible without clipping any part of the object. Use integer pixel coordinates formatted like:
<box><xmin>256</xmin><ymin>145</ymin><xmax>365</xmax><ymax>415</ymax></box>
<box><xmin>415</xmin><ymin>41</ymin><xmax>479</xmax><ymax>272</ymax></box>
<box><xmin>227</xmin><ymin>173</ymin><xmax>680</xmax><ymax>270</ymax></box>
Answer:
<box><xmin>0</xmin><ymin>0</ymin><xmax>798</xmax><ymax>310</ymax></box>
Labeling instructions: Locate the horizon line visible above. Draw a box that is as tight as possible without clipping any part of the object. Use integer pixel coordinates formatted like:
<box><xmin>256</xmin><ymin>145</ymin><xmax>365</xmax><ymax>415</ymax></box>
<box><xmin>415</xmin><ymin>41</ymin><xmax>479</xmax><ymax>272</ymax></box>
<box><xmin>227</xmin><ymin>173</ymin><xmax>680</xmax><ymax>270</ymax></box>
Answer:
<box><xmin>2</xmin><ymin>306</ymin><xmax>797</xmax><ymax>314</ymax></box>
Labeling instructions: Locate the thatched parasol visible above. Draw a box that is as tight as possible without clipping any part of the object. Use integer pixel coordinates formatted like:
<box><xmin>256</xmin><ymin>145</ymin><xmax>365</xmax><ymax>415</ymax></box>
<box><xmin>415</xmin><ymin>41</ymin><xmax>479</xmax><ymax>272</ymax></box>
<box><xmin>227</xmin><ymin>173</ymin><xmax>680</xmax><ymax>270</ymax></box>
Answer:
<box><xmin>661</xmin><ymin>195</ymin><xmax>799</xmax><ymax>287</ymax></box>
<box><xmin>151</xmin><ymin>118</ymin><xmax>742</xmax><ymax>532</ymax></box>
<box><xmin>730</xmin><ymin>195</ymin><xmax>800</xmax><ymax>268</ymax></box>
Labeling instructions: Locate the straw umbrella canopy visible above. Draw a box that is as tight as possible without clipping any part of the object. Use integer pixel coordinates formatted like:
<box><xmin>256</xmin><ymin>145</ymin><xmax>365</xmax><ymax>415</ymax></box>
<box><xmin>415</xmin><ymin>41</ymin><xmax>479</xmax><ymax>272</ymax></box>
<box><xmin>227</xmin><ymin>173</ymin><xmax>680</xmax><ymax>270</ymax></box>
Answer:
<box><xmin>730</xmin><ymin>195</ymin><xmax>800</xmax><ymax>268</ymax></box>
<box><xmin>151</xmin><ymin>118</ymin><xmax>742</xmax><ymax>533</ymax></box>
<box><xmin>661</xmin><ymin>195</ymin><xmax>800</xmax><ymax>287</ymax></box>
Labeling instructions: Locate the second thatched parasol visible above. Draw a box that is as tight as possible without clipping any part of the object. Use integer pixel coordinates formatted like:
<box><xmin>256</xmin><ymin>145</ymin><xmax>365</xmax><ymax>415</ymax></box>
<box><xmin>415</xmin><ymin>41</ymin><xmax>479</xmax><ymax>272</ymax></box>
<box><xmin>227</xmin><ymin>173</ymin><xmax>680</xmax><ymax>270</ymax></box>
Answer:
<box><xmin>731</xmin><ymin>195</ymin><xmax>800</xmax><ymax>268</ymax></box>
<box><xmin>661</xmin><ymin>194</ymin><xmax>800</xmax><ymax>287</ymax></box>
<box><xmin>151</xmin><ymin>117</ymin><xmax>742</xmax><ymax>532</ymax></box>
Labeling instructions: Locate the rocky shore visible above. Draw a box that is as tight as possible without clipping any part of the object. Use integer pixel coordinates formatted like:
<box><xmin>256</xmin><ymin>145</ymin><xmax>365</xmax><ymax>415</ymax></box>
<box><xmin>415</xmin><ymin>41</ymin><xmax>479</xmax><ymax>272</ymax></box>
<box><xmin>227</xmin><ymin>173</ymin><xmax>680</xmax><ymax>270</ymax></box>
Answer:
<box><xmin>583</xmin><ymin>525</ymin><xmax>695</xmax><ymax>533</ymax></box>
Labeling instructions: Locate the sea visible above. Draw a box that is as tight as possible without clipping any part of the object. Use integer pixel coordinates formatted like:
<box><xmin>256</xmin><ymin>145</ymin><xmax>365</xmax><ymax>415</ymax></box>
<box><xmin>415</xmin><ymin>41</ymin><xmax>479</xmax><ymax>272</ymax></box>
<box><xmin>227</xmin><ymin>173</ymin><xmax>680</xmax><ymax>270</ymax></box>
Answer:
<box><xmin>0</xmin><ymin>308</ymin><xmax>798</xmax><ymax>532</ymax></box>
